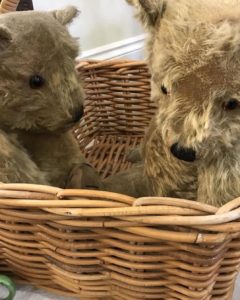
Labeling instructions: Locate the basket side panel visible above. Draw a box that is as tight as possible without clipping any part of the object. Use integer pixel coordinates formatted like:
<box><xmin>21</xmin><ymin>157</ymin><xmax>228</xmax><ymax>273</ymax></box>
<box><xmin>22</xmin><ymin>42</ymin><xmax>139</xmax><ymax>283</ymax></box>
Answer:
<box><xmin>0</xmin><ymin>187</ymin><xmax>240</xmax><ymax>299</ymax></box>
<box><xmin>76</xmin><ymin>60</ymin><xmax>154</xmax><ymax>138</ymax></box>
<box><xmin>74</xmin><ymin>60</ymin><xmax>155</xmax><ymax>177</ymax></box>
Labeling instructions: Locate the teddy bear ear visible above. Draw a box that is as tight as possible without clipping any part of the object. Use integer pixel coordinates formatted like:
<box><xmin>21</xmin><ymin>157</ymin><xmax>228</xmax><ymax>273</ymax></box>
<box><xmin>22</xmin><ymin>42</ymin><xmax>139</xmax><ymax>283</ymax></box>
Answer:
<box><xmin>0</xmin><ymin>26</ymin><xmax>12</xmax><ymax>52</ymax></box>
<box><xmin>127</xmin><ymin>0</ymin><xmax>166</xmax><ymax>27</ymax></box>
<box><xmin>51</xmin><ymin>6</ymin><xmax>79</xmax><ymax>26</ymax></box>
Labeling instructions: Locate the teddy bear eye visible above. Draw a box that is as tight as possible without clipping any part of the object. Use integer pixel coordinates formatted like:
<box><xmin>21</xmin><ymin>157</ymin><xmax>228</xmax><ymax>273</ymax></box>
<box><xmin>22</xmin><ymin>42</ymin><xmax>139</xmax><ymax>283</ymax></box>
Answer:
<box><xmin>161</xmin><ymin>84</ymin><xmax>168</xmax><ymax>95</ymax></box>
<box><xmin>29</xmin><ymin>75</ymin><xmax>45</xmax><ymax>89</ymax></box>
<box><xmin>223</xmin><ymin>98</ymin><xmax>239</xmax><ymax>110</ymax></box>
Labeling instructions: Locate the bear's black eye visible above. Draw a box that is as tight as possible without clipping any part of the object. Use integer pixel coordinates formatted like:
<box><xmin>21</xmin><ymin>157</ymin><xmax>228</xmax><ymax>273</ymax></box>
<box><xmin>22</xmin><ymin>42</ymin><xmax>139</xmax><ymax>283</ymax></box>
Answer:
<box><xmin>224</xmin><ymin>98</ymin><xmax>239</xmax><ymax>110</ymax></box>
<box><xmin>161</xmin><ymin>84</ymin><xmax>168</xmax><ymax>95</ymax></box>
<box><xmin>29</xmin><ymin>75</ymin><xmax>45</xmax><ymax>89</ymax></box>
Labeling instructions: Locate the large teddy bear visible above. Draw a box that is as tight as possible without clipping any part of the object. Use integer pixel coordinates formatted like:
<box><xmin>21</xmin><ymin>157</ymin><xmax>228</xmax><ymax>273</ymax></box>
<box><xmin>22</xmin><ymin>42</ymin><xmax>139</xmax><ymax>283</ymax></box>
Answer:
<box><xmin>0</xmin><ymin>6</ymin><xmax>85</xmax><ymax>187</ymax></box>
<box><xmin>73</xmin><ymin>0</ymin><xmax>240</xmax><ymax>207</ymax></box>
<box><xmin>126</xmin><ymin>0</ymin><xmax>240</xmax><ymax>206</ymax></box>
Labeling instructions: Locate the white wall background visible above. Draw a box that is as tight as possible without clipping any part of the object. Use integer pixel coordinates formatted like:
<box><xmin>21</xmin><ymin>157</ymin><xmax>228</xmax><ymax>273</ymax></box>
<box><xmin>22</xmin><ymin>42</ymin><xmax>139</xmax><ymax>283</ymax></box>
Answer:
<box><xmin>33</xmin><ymin>0</ymin><xmax>143</xmax><ymax>54</ymax></box>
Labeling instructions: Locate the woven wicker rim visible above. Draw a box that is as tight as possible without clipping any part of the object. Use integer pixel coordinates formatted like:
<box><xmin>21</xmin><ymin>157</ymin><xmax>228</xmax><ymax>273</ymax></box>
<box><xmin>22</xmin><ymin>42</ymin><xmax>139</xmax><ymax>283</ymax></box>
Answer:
<box><xmin>1</xmin><ymin>183</ymin><xmax>240</xmax><ymax>237</ymax></box>
<box><xmin>0</xmin><ymin>0</ymin><xmax>20</xmax><ymax>13</ymax></box>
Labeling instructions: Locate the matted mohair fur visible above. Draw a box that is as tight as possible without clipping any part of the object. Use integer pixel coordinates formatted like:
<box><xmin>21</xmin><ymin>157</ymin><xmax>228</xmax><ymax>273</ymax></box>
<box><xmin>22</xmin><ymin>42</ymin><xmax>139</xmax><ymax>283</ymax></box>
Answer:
<box><xmin>0</xmin><ymin>6</ymin><xmax>85</xmax><ymax>187</ymax></box>
<box><xmin>127</xmin><ymin>0</ymin><xmax>240</xmax><ymax>206</ymax></box>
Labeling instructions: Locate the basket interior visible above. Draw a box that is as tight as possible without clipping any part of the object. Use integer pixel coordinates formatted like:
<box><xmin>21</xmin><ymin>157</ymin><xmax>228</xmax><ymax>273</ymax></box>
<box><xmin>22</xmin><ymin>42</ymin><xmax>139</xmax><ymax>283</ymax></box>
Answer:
<box><xmin>75</xmin><ymin>60</ymin><xmax>155</xmax><ymax>178</ymax></box>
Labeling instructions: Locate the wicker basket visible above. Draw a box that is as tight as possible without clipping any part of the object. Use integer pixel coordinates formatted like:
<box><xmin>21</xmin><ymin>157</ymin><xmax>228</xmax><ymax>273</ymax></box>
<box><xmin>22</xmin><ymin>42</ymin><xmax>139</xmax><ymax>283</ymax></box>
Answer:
<box><xmin>0</xmin><ymin>60</ymin><xmax>239</xmax><ymax>299</ymax></box>
<box><xmin>0</xmin><ymin>0</ymin><xmax>33</xmax><ymax>13</ymax></box>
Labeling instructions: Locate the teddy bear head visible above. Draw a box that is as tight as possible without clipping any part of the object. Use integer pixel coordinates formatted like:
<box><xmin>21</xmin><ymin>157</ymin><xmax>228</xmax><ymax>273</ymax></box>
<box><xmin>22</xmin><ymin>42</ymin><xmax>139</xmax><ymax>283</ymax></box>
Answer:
<box><xmin>128</xmin><ymin>0</ymin><xmax>240</xmax><ymax>163</ymax></box>
<box><xmin>0</xmin><ymin>6</ymin><xmax>84</xmax><ymax>133</ymax></box>
<box><xmin>126</xmin><ymin>0</ymin><xmax>240</xmax><ymax>205</ymax></box>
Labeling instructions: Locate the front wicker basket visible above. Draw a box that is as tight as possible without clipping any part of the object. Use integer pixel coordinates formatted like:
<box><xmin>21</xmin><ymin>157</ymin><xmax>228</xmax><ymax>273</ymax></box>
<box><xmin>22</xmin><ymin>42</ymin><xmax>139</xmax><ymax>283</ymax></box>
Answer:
<box><xmin>0</xmin><ymin>60</ymin><xmax>240</xmax><ymax>300</ymax></box>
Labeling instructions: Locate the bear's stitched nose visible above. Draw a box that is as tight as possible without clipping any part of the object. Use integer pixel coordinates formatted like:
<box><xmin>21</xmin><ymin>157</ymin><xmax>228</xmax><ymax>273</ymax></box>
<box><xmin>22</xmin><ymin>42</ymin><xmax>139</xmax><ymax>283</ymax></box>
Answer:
<box><xmin>170</xmin><ymin>143</ymin><xmax>196</xmax><ymax>162</ymax></box>
<box><xmin>73</xmin><ymin>105</ymin><xmax>84</xmax><ymax>123</ymax></box>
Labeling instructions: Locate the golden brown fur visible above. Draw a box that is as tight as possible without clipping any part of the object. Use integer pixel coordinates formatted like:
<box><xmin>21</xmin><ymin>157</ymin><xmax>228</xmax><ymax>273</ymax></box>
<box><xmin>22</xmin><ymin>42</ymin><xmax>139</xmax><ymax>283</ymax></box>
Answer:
<box><xmin>127</xmin><ymin>0</ymin><xmax>240</xmax><ymax>206</ymax></box>
<box><xmin>0</xmin><ymin>7</ymin><xmax>85</xmax><ymax>187</ymax></box>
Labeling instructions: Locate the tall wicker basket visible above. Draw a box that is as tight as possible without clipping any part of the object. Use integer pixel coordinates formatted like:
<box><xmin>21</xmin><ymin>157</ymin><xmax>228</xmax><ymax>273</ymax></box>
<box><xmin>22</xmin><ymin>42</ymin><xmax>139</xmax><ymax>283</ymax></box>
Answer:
<box><xmin>0</xmin><ymin>2</ymin><xmax>240</xmax><ymax>299</ymax></box>
<box><xmin>0</xmin><ymin>60</ymin><xmax>239</xmax><ymax>300</ymax></box>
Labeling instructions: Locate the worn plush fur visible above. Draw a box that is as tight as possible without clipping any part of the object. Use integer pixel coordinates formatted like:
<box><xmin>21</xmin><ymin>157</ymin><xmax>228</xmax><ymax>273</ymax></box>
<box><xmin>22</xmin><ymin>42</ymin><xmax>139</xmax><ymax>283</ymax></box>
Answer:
<box><xmin>126</xmin><ymin>0</ymin><xmax>240</xmax><ymax>206</ymax></box>
<box><xmin>0</xmin><ymin>6</ymin><xmax>85</xmax><ymax>187</ymax></box>
<box><xmin>66</xmin><ymin>161</ymin><xmax>151</xmax><ymax>198</ymax></box>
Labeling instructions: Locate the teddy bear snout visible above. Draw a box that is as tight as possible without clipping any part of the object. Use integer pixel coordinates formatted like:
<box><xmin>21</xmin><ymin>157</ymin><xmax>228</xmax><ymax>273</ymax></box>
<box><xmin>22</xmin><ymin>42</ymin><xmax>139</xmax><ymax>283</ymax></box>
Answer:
<box><xmin>72</xmin><ymin>105</ymin><xmax>84</xmax><ymax>123</ymax></box>
<box><xmin>170</xmin><ymin>142</ymin><xmax>196</xmax><ymax>162</ymax></box>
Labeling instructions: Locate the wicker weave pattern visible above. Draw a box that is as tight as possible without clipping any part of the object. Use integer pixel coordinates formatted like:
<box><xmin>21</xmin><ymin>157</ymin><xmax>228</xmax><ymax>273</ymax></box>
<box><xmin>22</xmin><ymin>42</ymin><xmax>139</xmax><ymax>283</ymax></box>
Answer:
<box><xmin>0</xmin><ymin>184</ymin><xmax>239</xmax><ymax>299</ymax></box>
<box><xmin>0</xmin><ymin>0</ymin><xmax>33</xmax><ymax>14</ymax></box>
<box><xmin>75</xmin><ymin>60</ymin><xmax>154</xmax><ymax>178</ymax></box>
<box><xmin>0</xmin><ymin>0</ymin><xmax>20</xmax><ymax>13</ymax></box>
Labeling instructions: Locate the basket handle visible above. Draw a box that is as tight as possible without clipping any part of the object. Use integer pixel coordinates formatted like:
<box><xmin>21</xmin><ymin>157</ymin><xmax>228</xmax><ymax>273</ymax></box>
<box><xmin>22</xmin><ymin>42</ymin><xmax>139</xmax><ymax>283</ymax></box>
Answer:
<box><xmin>0</xmin><ymin>0</ymin><xmax>20</xmax><ymax>14</ymax></box>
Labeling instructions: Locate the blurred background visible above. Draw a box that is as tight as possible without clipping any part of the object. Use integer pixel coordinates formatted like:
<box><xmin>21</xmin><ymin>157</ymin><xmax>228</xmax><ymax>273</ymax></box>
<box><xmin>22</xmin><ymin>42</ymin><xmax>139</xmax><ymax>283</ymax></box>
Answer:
<box><xmin>33</xmin><ymin>0</ymin><xmax>145</xmax><ymax>59</ymax></box>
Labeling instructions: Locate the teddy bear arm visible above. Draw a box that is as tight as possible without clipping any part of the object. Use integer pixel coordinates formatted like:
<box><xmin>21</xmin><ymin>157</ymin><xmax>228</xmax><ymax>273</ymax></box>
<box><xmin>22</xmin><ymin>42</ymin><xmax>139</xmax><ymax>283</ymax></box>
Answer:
<box><xmin>17</xmin><ymin>131</ymin><xmax>85</xmax><ymax>187</ymax></box>
<box><xmin>197</xmin><ymin>163</ymin><xmax>240</xmax><ymax>207</ymax></box>
<box><xmin>0</xmin><ymin>130</ymin><xmax>48</xmax><ymax>184</ymax></box>
<box><xmin>65</xmin><ymin>162</ymin><xmax>150</xmax><ymax>198</ymax></box>
<box><xmin>47</xmin><ymin>133</ymin><xmax>86</xmax><ymax>188</ymax></box>
<box><xmin>102</xmin><ymin>163</ymin><xmax>151</xmax><ymax>197</ymax></box>
<box><xmin>126</xmin><ymin>147</ymin><xmax>143</xmax><ymax>163</ymax></box>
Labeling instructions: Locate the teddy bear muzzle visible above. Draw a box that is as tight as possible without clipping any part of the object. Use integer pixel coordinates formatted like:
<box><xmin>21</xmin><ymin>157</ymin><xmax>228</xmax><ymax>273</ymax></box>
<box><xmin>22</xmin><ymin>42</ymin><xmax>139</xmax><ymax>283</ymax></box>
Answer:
<box><xmin>170</xmin><ymin>143</ymin><xmax>196</xmax><ymax>162</ymax></box>
<box><xmin>72</xmin><ymin>105</ymin><xmax>84</xmax><ymax>123</ymax></box>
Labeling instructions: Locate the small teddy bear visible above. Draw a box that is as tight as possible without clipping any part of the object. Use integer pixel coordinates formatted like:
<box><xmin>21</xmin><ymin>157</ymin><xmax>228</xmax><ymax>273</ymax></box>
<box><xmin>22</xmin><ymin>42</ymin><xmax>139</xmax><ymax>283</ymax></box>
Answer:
<box><xmin>126</xmin><ymin>0</ymin><xmax>240</xmax><ymax>206</ymax></box>
<box><xmin>0</xmin><ymin>6</ymin><xmax>85</xmax><ymax>187</ymax></box>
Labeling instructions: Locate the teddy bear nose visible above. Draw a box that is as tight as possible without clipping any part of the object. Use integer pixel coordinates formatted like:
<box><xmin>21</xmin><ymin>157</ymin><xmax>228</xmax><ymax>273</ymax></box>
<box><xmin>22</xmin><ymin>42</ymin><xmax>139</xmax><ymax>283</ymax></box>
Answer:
<box><xmin>73</xmin><ymin>105</ymin><xmax>84</xmax><ymax>123</ymax></box>
<box><xmin>170</xmin><ymin>143</ymin><xmax>196</xmax><ymax>162</ymax></box>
